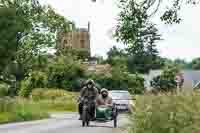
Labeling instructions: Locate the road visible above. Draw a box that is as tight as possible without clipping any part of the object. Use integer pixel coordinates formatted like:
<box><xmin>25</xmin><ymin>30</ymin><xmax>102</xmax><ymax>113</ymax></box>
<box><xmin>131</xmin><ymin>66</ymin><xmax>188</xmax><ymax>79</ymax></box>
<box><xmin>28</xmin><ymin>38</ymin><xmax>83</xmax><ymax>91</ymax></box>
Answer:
<box><xmin>0</xmin><ymin>113</ymin><xmax>129</xmax><ymax>133</ymax></box>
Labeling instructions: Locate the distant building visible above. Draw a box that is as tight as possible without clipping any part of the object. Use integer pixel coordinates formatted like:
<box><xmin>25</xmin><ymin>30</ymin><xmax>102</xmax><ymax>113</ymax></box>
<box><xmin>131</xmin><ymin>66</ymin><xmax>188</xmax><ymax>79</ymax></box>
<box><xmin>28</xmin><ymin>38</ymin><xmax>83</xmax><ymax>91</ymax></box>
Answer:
<box><xmin>57</xmin><ymin>22</ymin><xmax>91</xmax><ymax>56</ymax></box>
<box><xmin>83</xmin><ymin>64</ymin><xmax>112</xmax><ymax>74</ymax></box>
<box><xmin>144</xmin><ymin>70</ymin><xmax>200</xmax><ymax>91</ymax></box>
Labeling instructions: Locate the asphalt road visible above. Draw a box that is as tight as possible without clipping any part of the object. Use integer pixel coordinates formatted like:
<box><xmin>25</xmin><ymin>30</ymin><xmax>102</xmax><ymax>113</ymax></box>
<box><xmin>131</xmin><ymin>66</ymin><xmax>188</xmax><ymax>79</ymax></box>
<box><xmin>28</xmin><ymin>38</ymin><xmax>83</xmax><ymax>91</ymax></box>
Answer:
<box><xmin>0</xmin><ymin>113</ymin><xmax>129</xmax><ymax>133</ymax></box>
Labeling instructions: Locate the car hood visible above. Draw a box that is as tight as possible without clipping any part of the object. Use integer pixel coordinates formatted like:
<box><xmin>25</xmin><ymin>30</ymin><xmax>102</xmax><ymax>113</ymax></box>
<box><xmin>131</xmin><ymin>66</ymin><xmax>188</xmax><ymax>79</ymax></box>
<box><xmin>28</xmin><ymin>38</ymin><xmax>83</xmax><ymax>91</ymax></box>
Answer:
<box><xmin>113</xmin><ymin>100</ymin><xmax>129</xmax><ymax>105</ymax></box>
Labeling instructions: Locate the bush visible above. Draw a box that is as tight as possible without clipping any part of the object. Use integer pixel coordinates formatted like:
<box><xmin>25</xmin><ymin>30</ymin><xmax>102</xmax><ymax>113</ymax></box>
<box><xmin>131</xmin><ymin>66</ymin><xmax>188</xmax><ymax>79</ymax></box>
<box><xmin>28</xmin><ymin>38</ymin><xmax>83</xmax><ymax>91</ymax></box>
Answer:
<box><xmin>151</xmin><ymin>66</ymin><xmax>179</xmax><ymax>92</ymax></box>
<box><xmin>18</xmin><ymin>71</ymin><xmax>48</xmax><ymax>97</ymax></box>
<box><xmin>71</xmin><ymin>78</ymin><xmax>85</xmax><ymax>92</ymax></box>
<box><xmin>128</xmin><ymin>74</ymin><xmax>145</xmax><ymax>94</ymax></box>
<box><xmin>18</xmin><ymin>79</ymin><xmax>31</xmax><ymax>97</ymax></box>
<box><xmin>89</xmin><ymin>70</ymin><xmax>144</xmax><ymax>94</ymax></box>
<box><xmin>0</xmin><ymin>82</ymin><xmax>9</xmax><ymax>97</ymax></box>
<box><xmin>47</xmin><ymin>55</ymin><xmax>85</xmax><ymax>90</ymax></box>
<box><xmin>130</xmin><ymin>94</ymin><xmax>200</xmax><ymax>133</ymax></box>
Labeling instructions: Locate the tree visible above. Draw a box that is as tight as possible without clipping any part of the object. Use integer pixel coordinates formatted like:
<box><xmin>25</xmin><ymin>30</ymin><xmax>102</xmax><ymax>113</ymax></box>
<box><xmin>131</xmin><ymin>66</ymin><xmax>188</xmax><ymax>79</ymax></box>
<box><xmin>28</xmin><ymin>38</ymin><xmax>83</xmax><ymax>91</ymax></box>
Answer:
<box><xmin>174</xmin><ymin>58</ymin><xmax>192</xmax><ymax>69</ymax></box>
<box><xmin>115</xmin><ymin>0</ymin><xmax>162</xmax><ymax>74</ymax></box>
<box><xmin>127</xmin><ymin>54</ymin><xmax>165</xmax><ymax>74</ymax></box>
<box><xmin>107</xmin><ymin>46</ymin><xmax>126</xmax><ymax>59</ymax></box>
<box><xmin>47</xmin><ymin>55</ymin><xmax>85</xmax><ymax>89</ymax></box>
<box><xmin>106</xmin><ymin>46</ymin><xmax>128</xmax><ymax>67</ymax></box>
<box><xmin>93</xmin><ymin>0</ymin><xmax>199</xmax><ymax>24</ymax></box>
<box><xmin>0</xmin><ymin>8</ymin><xmax>23</xmax><ymax>73</ymax></box>
<box><xmin>0</xmin><ymin>0</ymin><xmax>75</xmax><ymax>81</ymax></box>
<box><xmin>192</xmin><ymin>58</ymin><xmax>200</xmax><ymax>70</ymax></box>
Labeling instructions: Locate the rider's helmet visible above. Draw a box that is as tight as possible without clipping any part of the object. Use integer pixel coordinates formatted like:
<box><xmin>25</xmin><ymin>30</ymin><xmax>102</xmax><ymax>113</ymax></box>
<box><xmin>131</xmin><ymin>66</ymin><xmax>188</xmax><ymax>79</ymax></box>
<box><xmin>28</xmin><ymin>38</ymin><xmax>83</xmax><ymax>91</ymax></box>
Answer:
<box><xmin>85</xmin><ymin>79</ymin><xmax>95</xmax><ymax>89</ymax></box>
<box><xmin>101</xmin><ymin>88</ymin><xmax>109</xmax><ymax>98</ymax></box>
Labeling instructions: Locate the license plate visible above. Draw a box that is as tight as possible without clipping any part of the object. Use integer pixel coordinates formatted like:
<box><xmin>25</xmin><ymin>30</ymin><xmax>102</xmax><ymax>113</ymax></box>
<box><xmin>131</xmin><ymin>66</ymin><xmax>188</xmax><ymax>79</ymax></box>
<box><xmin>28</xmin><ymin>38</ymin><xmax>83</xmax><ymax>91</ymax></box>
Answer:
<box><xmin>117</xmin><ymin>106</ymin><xmax>127</xmax><ymax>110</ymax></box>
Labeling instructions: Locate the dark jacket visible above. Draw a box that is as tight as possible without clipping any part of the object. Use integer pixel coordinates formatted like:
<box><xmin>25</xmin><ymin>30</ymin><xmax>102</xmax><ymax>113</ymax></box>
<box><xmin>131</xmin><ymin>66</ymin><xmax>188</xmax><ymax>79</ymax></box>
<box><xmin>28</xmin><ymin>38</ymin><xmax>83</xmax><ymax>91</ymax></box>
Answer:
<box><xmin>79</xmin><ymin>86</ymin><xmax>99</xmax><ymax>101</ymax></box>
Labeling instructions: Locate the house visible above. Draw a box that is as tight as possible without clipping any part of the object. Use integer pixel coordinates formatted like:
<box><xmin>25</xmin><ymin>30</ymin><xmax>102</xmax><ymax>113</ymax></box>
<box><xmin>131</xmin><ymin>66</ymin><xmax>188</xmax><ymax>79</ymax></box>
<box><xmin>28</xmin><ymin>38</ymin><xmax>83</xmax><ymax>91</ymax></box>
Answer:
<box><xmin>144</xmin><ymin>70</ymin><xmax>200</xmax><ymax>91</ymax></box>
<box><xmin>83</xmin><ymin>64</ymin><xmax>112</xmax><ymax>74</ymax></box>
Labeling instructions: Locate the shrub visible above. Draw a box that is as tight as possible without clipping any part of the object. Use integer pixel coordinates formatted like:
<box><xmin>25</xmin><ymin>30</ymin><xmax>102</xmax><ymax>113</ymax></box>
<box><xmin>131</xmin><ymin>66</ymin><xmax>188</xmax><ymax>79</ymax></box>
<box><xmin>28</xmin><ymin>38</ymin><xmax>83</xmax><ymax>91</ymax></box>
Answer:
<box><xmin>47</xmin><ymin>55</ymin><xmax>85</xmax><ymax>90</ymax></box>
<box><xmin>130</xmin><ymin>94</ymin><xmax>200</xmax><ymax>133</ymax></box>
<box><xmin>151</xmin><ymin>66</ymin><xmax>179</xmax><ymax>92</ymax></box>
<box><xmin>128</xmin><ymin>74</ymin><xmax>145</xmax><ymax>94</ymax></box>
<box><xmin>71</xmin><ymin>78</ymin><xmax>85</xmax><ymax>92</ymax></box>
<box><xmin>18</xmin><ymin>71</ymin><xmax>48</xmax><ymax>97</ymax></box>
<box><xmin>89</xmin><ymin>70</ymin><xmax>144</xmax><ymax>94</ymax></box>
<box><xmin>18</xmin><ymin>79</ymin><xmax>31</xmax><ymax>97</ymax></box>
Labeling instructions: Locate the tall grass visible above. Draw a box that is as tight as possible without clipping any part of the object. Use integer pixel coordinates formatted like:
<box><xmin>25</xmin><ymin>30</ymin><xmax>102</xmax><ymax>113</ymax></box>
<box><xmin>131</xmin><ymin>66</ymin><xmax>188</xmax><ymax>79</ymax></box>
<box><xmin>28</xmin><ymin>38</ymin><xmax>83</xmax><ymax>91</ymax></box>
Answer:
<box><xmin>0</xmin><ymin>90</ymin><xmax>78</xmax><ymax>124</ymax></box>
<box><xmin>31</xmin><ymin>89</ymin><xmax>78</xmax><ymax>112</ymax></box>
<box><xmin>35</xmin><ymin>98</ymin><xmax>77</xmax><ymax>112</ymax></box>
<box><xmin>130</xmin><ymin>93</ymin><xmax>200</xmax><ymax>133</ymax></box>
<box><xmin>0</xmin><ymin>98</ymin><xmax>49</xmax><ymax>124</ymax></box>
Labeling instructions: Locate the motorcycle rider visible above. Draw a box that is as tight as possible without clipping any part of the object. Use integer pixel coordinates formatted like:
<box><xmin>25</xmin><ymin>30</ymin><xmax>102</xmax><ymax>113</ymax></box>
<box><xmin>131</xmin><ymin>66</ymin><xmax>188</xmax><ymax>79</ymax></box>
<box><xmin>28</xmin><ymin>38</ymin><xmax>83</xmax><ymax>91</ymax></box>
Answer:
<box><xmin>78</xmin><ymin>79</ymin><xmax>98</xmax><ymax>120</ymax></box>
<box><xmin>96</xmin><ymin>88</ymin><xmax>114</xmax><ymax>120</ymax></box>
<box><xmin>96</xmin><ymin>88</ymin><xmax>113</xmax><ymax>107</ymax></box>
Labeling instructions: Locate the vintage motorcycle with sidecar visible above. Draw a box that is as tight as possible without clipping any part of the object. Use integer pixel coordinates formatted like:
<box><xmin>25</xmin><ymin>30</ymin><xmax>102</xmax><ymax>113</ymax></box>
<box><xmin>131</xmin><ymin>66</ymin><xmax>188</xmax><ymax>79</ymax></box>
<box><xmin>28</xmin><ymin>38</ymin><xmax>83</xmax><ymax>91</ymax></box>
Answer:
<box><xmin>81</xmin><ymin>96</ymin><xmax>118</xmax><ymax>128</ymax></box>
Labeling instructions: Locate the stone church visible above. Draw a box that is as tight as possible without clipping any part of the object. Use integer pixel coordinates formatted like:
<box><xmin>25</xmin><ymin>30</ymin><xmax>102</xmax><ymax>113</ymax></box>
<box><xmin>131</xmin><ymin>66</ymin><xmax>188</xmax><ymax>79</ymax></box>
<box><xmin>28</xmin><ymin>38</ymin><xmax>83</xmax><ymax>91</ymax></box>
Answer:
<box><xmin>56</xmin><ymin>22</ymin><xmax>91</xmax><ymax>56</ymax></box>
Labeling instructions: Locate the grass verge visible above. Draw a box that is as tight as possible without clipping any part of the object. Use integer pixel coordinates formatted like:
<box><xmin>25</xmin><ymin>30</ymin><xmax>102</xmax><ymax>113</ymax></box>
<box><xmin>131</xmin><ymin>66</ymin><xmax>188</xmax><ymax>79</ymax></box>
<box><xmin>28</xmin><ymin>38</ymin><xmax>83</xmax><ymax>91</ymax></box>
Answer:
<box><xmin>129</xmin><ymin>93</ymin><xmax>200</xmax><ymax>133</ymax></box>
<box><xmin>0</xmin><ymin>98</ymin><xmax>49</xmax><ymax>124</ymax></box>
<box><xmin>36</xmin><ymin>99</ymin><xmax>77</xmax><ymax>112</ymax></box>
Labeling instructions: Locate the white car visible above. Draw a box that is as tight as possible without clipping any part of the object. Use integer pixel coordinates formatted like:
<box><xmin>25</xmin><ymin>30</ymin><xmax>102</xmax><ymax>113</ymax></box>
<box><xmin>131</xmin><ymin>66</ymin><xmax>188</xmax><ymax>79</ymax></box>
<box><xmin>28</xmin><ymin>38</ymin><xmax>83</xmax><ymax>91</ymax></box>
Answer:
<box><xmin>109</xmin><ymin>90</ymin><xmax>134</xmax><ymax>112</ymax></box>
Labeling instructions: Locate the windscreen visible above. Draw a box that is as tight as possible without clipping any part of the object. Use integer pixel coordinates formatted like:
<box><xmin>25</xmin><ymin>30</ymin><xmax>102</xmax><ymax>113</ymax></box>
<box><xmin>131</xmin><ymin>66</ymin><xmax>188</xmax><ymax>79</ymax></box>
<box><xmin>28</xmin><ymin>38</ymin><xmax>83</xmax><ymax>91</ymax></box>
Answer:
<box><xmin>109</xmin><ymin>92</ymin><xmax>130</xmax><ymax>99</ymax></box>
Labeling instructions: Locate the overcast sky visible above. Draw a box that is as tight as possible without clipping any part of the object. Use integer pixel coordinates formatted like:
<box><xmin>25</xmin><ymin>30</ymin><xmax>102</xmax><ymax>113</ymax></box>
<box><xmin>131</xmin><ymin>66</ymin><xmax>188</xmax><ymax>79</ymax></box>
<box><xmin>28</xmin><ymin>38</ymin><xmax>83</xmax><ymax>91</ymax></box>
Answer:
<box><xmin>45</xmin><ymin>0</ymin><xmax>200</xmax><ymax>61</ymax></box>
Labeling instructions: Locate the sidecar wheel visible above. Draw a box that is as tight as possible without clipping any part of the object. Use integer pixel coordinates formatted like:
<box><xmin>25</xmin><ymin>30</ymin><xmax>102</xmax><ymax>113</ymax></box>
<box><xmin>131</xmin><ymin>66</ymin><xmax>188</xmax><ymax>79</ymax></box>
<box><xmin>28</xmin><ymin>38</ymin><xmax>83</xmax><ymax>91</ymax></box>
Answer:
<box><xmin>86</xmin><ymin>121</ymin><xmax>90</xmax><ymax>126</ymax></box>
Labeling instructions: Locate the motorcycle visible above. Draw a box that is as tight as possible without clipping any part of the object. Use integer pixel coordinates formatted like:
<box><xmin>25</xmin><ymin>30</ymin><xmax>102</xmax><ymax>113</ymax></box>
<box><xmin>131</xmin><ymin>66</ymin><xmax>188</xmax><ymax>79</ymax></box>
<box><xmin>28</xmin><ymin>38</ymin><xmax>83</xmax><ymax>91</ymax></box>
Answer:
<box><xmin>81</xmin><ymin>96</ymin><xmax>118</xmax><ymax>128</ymax></box>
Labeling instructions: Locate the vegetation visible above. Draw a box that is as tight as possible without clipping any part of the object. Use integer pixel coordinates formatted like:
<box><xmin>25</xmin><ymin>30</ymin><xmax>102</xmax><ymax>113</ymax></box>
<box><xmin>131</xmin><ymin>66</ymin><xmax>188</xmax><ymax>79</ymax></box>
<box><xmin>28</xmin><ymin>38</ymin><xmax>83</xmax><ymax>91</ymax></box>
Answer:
<box><xmin>0</xmin><ymin>82</ymin><xmax>9</xmax><ymax>97</ymax></box>
<box><xmin>150</xmin><ymin>66</ymin><xmax>179</xmax><ymax>92</ymax></box>
<box><xmin>192</xmin><ymin>58</ymin><xmax>200</xmax><ymax>70</ymax></box>
<box><xmin>0</xmin><ymin>7</ymin><xmax>22</xmax><ymax>73</ymax></box>
<box><xmin>0</xmin><ymin>98</ymin><xmax>49</xmax><ymax>124</ymax></box>
<box><xmin>130</xmin><ymin>94</ymin><xmax>200</xmax><ymax>133</ymax></box>
<box><xmin>1</xmin><ymin>0</ymin><xmax>200</xmax><ymax>127</ymax></box>
<box><xmin>93</xmin><ymin>0</ymin><xmax>199</xmax><ymax>24</ymax></box>
<box><xmin>35</xmin><ymin>99</ymin><xmax>77</xmax><ymax>112</ymax></box>
<box><xmin>0</xmin><ymin>89</ymin><xmax>78</xmax><ymax>123</ymax></box>
<box><xmin>47</xmin><ymin>55</ymin><xmax>85</xmax><ymax>90</ymax></box>
<box><xmin>31</xmin><ymin>88</ymin><xmax>78</xmax><ymax>101</ymax></box>
<box><xmin>0</xmin><ymin>0</ymin><xmax>74</xmax><ymax>82</ymax></box>
<box><xmin>31</xmin><ymin>89</ymin><xmax>78</xmax><ymax>112</ymax></box>
<box><xmin>115</xmin><ymin>0</ymin><xmax>163</xmax><ymax>74</ymax></box>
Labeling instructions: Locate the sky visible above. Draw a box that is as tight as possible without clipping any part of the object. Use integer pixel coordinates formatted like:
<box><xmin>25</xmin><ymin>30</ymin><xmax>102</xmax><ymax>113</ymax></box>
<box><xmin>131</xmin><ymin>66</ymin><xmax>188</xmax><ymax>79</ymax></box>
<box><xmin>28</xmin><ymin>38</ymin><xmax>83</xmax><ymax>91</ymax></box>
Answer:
<box><xmin>44</xmin><ymin>0</ymin><xmax>200</xmax><ymax>61</ymax></box>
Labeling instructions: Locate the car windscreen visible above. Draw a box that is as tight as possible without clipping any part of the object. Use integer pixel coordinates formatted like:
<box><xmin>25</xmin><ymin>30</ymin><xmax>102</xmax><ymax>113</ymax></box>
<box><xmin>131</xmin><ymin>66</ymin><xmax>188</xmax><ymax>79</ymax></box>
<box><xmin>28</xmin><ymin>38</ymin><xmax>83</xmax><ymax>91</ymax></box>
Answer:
<box><xmin>109</xmin><ymin>92</ymin><xmax>130</xmax><ymax>99</ymax></box>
